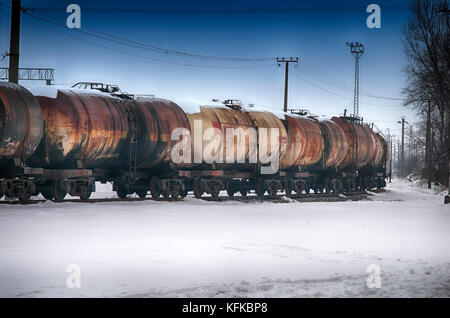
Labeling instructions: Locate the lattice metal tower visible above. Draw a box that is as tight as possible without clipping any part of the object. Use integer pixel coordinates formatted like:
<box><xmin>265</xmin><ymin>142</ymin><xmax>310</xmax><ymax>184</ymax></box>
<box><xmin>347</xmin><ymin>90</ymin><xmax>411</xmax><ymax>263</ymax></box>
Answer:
<box><xmin>346</xmin><ymin>42</ymin><xmax>364</xmax><ymax>117</ymax></box>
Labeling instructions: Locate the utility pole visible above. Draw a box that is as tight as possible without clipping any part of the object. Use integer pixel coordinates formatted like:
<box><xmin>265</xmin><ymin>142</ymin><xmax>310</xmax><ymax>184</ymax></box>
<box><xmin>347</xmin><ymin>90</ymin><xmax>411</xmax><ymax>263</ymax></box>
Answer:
<box><xmin>8</xmin><ymin>0</ymin><xmax>21</xmax><ymax>84</ymax></box>
<box><xmin>346</xmin><ymin>42</ymin><xmax>364</xmax><ymax>117</ymax></box>
<box><xmin>387</xmin><ymin>129</ymin><xmax>393</xmax><ymax>183</ymax></box>
<box><xmin>426</xmin><ymin>100</ymin><xmax>432</xmax><ymax>189</ymax></box>
<box><xmin>277</xmin><ymin>57</ymin><xmax>298</xmax><ymax>112</ymax></box>
<box><xmin>409</xmin><ymin>124</ymin><xmax>413</xmax><ymax>161</ymax></box>
<box><xmin>397</xmin><ymin>116</ymin><xmax>408</xmax><ymax>178</ymax></box>
<box><xmin>3</xmin><ymin>1</ymin><xmax>53</xmax><ymax>85</ymax></box>
<box><xmin>393</xmin><ymin>140</ymin><xmax>396</xmax><ymax>174</ymax></box>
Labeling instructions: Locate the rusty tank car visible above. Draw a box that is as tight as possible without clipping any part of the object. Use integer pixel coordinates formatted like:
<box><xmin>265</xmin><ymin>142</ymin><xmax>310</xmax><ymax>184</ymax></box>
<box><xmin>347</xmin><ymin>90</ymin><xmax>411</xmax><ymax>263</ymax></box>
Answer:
<box><xmin>0</xmin><ymin>83</ymin><xmax>43</xmax><ymax>166</ymax></box>
<box><xmin>27</xmin><ymin>86</ymin><xmax>193</xmax><ymax>200</ymax></box>
<box><xmin>0</xmin><ymin>82</ymin><xmax>389</xmax><ymax>202</ymax></box>
<box><xmin>25</xmin><ymin>86</ymin><xmax>132</xmax><ymax>201</ymax></box>
<box><xmin>281</xmin><ymin>115</ymin><xmax>323</xmax><ymax>169</ymax></box>
<box><xmin>279</xmin><ymin>114</ymin><xmax>324</xmax><ymax>196</ymax></box>
<box><xmin>125</xmin><ymin>97</ymin><xmax>191</xmax><ymax>199</ymax></box>
<box><xmin>0</xmin><ymin>83</ymin><xmax>44</xmax><ymax>201</ymax></box>
<box><xmin>174</xmin><ymin>100</ymin><xmax>289</xmax><ymax>199</ymax></box>
<box><xmin>330</xmin><ymin>115</ymin><xmax>387</xmax><ymax>190</ymax></box>
<box><xmin>318</xmin><ymin>119</ymin><xmax>349</xmax><ymax>169</ymax></box>
<box><xmin>29</xmin><ymin>88</ymin><xmax>131</xmax><ymax>169</ymax></box>
<box><xmin>331</xmin><ymin>116</ymin><xmax>375</xmax><ymax>169</ymax></box>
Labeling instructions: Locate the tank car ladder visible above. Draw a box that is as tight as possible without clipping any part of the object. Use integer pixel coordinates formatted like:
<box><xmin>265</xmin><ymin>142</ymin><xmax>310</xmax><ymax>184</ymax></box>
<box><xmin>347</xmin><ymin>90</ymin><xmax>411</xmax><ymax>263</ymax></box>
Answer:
<box><xmin>125</xmin><ymin>104</ymin><xmax>138</xmax><ymax>185</ymax></box>
<box><xmin>128</xmin><ymin>134</ymin><xmax>138</xmax><ymax>185</ymax></box>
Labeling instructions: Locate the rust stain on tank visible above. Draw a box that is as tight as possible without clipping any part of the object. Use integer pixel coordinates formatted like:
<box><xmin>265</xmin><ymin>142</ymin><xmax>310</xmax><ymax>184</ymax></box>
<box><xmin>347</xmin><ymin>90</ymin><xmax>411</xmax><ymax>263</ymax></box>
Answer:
<box><xmin>331</xmin><ymin>117</ymin><xmax>382</xmax><ymax>169</ymax></box>
<box><xmin>0</xmin><ymin>82</ymin><xmax>43</xmax><ymax>165</ymax></box>
<box><xmin>371</xmin><ymin>132</ymin><xmax>384</xmax><ymax>167</ymax></box>
<box><xmin>30</xmin><ymin>89</ymin><xmax>130</xmax><ymax>169</ymax></box>
<box><xmin>247</xmin><ymin>110</ymin><xmax>288</xmax><ymax>164</ymax></box>
<box><xmin>131</xmin><ymin>98</ymin><xmax>190</xmax><ymax>168</ymax></box>
<box><xmin>281</xmin><ymin>115</ymin><xmax>323</xmax><ymax>169</ymax></box>
<box><xmin>318</xmin><ymin>119</ymin><xmax>349</xmax><ymax>168</ymax></box>
<box><xmin>373</xmin><ymin>133</ymin><xmax>388</xmax><ymax>167</ymax></box>
<box><xmin>184</xmin><ymin>106</ymin><xmax>255</xmax><ymax>165</ymax></box>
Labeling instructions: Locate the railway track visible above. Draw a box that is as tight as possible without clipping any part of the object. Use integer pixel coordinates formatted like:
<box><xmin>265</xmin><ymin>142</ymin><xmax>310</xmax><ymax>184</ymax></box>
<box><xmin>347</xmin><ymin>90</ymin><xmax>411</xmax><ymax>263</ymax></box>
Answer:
<box><xmin>0</xmin><ymin>191</ymin><xmax>371</xmax><ymax>205</ymax></box>
<box><xmin>201</xmin><ymin>192</ymin><xmax>370</xmax><ymax>203</ymax></box>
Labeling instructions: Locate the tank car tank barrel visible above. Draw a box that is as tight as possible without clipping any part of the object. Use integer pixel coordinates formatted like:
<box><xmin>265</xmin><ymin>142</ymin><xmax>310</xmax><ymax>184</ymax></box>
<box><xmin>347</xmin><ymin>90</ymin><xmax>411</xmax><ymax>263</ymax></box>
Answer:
<box><xmin>0</xmin><ymin>83</ymin><xmax>44</xmax><ymax>166</ymax></box>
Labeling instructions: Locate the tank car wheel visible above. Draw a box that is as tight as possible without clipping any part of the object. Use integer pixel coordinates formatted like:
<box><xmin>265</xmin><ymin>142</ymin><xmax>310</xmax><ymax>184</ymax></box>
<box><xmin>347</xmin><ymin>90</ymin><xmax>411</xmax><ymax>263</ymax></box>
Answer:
<box><xmin>136</xmin><ymin>190</ymin><xmax>148</xmax><ymax>199</ymax></box>
<box><xmin>179</xmin><ymin>183</ymin><xmax>188</xmax><ymax>198</ymax></box>
<box><xmin>18</xmin><ymin>191</ymin><xmax>32</xmax><ymax>203</ymax></box>
<box><xmin>40</xmin><ymin>183</ymin><xmax>53</xmax><ymax>200</ymax></box>
<box><xmin>345</xmin><ymin>180</ymin><xmax>354</xmax><ymax>193</ymax></box>
<box><xmin>52</xmin><ymin>181</ymin><xmax>67</xmax><ymax>202</ymax></box>
<box><xmin>362</xmin><ymin>178</ymin><xmax>369</xmax><ymax>191</ymax></box>
<box><xmin>285</xmin><ymin>183</ymin><xmax>293</xmax><ymax>197</ymax></box>
<box><xmin>239</xmin><ymin>189</ymin><xmax>248</xmax><ymax>197</ymax></box>
<box><xmin>170</xmin><ymin>185</ymin><xmax>180</xmax><ymax>200</ymax></box>
<box><xmin>324</xmin><ymin>178</ymin><xmax>330</xmax><ymax>194</ymax></box>
<box><xmin>79</xmin><ymin>189</ymin><xmax>92</xmax><ymax>201</ymax></box>
<box><xmin>376</xmin><ymin>179</ymin><xmax>382</xmax><ymax>190</ymax></box>
<box><xmin>192</xmin><ymin>179</ymin><xmax>203</xmax><ymax>199</ymax></box>
<box><xmin>150</xmin><ymin>177</ymin><xmax>162</xmax><ymax>199</ymax></box>
<box><xmin>226</xmin><ymin>182</ymin><xmax>235</xmax><ymax>198</ymax></box>
<box><xmin>335</xmin><ymin>180</ymin><xmax>343</xmax><ymax>194</ymax></box>
<box><xmin>256</xmin><ymin>182</ymin><xmax>265</xmax><ymax>198</ymax></box>
<box><xmin>298</xmin><ymin>182</ymin><xmax>305</xmax><ymax>195</ymax></box>
<box><xmin>41</xmin><ymin>189</ymin><xmax>53</xmax><ymax>201</ymax></box>
<box><xmin>330</xmin><ymin>180</ymin><xmax>339</xmax><ymax>194</ymax></box>
<box><xmin>211</xmin><ymin>188</ymin><xmax>220</xmax><ymax>201</ymax></box>
<box><xmin>304</xmin><ymin>184</ymin><xmax>310</xmax><ymax>194</ymax></box>
<box><xmin>116</xmin><ymin>185</ymin><xmax>128</xmax><ymax>199</ymax></box>
<box><xmin>267</xmin><ymin>187</ymin><xmax>277</xmax><ymax>199</ymax></box>
<box><xmin>367</xmin><ymin>178</ymin><xmax>374</xmax><ymax>191</ymax></box>
<box><xmin>210</xmin><ymin>183</ymin><xmax>221</xmax><ymax>201</ymax></box>
<box><xmin>161</xmin><ymin>188</ymin><xmax>170</xmax><ymax>200</ymax></box>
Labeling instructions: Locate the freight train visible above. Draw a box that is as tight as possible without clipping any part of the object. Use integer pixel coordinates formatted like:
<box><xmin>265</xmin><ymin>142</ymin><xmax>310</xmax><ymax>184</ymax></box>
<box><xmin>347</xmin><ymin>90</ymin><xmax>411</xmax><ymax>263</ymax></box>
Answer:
<box><xmin>0</xmin><ymin>82</ymin><xmax>389</xmax><ymax>202</ymax></box>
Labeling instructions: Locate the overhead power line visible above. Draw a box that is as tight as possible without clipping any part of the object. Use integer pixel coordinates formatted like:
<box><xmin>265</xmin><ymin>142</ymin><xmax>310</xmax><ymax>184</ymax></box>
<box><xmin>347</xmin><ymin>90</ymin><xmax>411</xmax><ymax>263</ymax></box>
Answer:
<box><xmin>26</xmin><ymin>18</ymin><xmax>275</xmax><ymax>69</ymax></box>
<box><xmin>0</xmin><ymin>3</ymin><xmax>274</xmax><ymax>69</ymax></box>
<box><xmin>289</xmin><ymin>69</ymin><xmax>403</xmax><ymax>108</ymax></box>
<box><xmin>27</xmin><ymin>5</ymin><xmax>410</xmax><ymax>14</ymax></box>
<box><xmin>297</xmin><ymin>62</ymin><xmax>405</xmax><ymax>101</ymax></box>
<box><xmin>27</xmin><ymin>5</ymin><xmax>275</xmax><ymax>62</ymax></box>
<box><xmin>0</xmin><ymin>1</ymin><xmax>275</xmax><ymax>64</ymax></box>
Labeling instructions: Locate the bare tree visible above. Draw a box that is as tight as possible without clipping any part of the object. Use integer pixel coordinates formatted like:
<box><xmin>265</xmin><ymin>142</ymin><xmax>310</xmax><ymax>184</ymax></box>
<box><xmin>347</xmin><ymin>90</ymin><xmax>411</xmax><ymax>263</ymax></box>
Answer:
<box><xmin>403</xmin><ymin>0</ymin><xmax>450</xmax><ymax>186</ymax></box>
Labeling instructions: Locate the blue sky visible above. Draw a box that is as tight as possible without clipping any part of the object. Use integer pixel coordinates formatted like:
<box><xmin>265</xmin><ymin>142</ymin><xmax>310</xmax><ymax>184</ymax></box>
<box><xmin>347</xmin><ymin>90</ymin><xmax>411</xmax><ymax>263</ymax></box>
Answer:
<box><xmin>0</xmin><ymin>0</ymin><xmax>416</xmax><ymax>135</ymax></box>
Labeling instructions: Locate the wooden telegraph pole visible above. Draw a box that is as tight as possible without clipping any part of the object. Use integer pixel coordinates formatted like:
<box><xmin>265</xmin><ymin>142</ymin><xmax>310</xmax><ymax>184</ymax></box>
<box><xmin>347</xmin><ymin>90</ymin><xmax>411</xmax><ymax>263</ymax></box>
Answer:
<box><xmin>8</xmin><ymin>0</ymin><xmax>21</xmax><ymax>84</ymax></box>
<box><xmin>277</xmin><ymin>57</ymin><xmax>298</xmax><ymax>112</ymax></box>
<box><xmin>397</xmin><ymin>116</ymin><xmax>408</xmax><ymax>178</ymax></box>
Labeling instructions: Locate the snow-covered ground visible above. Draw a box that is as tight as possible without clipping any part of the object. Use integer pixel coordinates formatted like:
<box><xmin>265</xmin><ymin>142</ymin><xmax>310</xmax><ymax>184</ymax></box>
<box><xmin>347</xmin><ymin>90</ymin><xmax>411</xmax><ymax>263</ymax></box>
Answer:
<box><xmin>0</xmin><ymin>179</ymin><xmax>449</xmax><ymax>298</ymax></box>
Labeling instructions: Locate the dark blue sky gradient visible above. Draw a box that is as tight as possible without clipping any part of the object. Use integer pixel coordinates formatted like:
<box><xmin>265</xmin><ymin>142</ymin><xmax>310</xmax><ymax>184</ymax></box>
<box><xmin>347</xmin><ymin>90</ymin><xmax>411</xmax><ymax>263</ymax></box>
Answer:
<box><xmin>0</xmin><ymin>0</ymin><xmax>415</xmax><ymax>133</ymax></box>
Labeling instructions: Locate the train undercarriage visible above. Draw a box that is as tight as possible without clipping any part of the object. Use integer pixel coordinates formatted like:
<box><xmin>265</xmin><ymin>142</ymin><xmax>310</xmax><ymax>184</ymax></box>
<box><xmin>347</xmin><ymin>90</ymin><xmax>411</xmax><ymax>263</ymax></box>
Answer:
<box><xmin>0</xmin><ymin>165</ymin><xmax>388</xmax><ymax>203</ymax></box>
<box><xmin>0</xmin><ymin>163</ymin><xmax>387</xmax><ymax>203</ymax></box>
